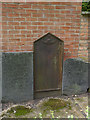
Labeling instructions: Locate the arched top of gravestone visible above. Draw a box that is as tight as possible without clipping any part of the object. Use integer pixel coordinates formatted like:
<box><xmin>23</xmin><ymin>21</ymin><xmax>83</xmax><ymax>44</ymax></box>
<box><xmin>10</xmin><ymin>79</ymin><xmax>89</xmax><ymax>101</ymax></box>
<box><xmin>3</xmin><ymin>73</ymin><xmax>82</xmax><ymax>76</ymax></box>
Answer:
<box><xmin>34</xmin><ymin>33</ymin><xmax>64</xmax><ymax>45</ymax></box>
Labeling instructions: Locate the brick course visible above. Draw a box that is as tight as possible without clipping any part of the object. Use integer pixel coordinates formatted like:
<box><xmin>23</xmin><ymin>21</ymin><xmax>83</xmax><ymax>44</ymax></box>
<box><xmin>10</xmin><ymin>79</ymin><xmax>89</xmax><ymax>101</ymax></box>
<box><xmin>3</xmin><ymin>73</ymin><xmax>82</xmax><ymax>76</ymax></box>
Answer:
<box><xmin>1</xmin><ymin>2</ymin><xmax>88</xmax><ymax>61</ymax></box>
<box><xmin>78</xmin><ymin>14</ymin><xmax>89</xmax><ymax>62</ymax></box>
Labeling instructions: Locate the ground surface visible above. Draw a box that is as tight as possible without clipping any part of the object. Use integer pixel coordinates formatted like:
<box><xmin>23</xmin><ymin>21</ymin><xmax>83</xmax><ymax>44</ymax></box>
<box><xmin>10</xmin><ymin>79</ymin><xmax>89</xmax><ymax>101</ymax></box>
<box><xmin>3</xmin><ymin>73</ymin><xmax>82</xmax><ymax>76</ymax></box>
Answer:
<box><xmin>0</xmin><ymin>93</ymin><xmax>89</xmax><ymax>119</ymax></box>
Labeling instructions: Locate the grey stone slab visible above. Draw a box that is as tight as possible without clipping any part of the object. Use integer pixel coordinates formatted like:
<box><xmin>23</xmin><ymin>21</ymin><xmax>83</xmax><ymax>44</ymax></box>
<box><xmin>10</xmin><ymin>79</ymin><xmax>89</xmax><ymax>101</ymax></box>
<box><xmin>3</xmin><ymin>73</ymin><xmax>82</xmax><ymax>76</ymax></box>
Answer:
<box><xmin>62</xmin><ymin>58</ymin><xmax>89</xmax><ymax>95</ymax></box>
<box><xmin>0</xmin><ymin>103</ymin><xmax>2</xmax><ymax>114</ymax></box>
<box><xmin>2</xmin><ymin>52</ymin><xmax>33</xmax><ymax>103</ymax></box>
<box><xmin>0</xmin><ymin>52</ymin><xmax>2</xmax><ymax>102</ymax></box>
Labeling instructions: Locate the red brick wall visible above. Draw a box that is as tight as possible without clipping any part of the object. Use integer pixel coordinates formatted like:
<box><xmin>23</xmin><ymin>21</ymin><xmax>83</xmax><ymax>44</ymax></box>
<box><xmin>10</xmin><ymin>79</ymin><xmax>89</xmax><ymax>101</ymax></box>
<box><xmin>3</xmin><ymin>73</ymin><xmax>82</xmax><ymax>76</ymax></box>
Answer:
<box><xmin>0</xmin><ymin>2</ymin><xmax>2</xmax><ymax>52</ymax></box>
<box><xmin>78</xmin><ymin>14</ymin><xmax>89</xmax><ymax>62</ymax></box>
<box><xmin>2</xmin><ymin>2</ymin><xmax>82</xmax><ymax>60</ymax></box>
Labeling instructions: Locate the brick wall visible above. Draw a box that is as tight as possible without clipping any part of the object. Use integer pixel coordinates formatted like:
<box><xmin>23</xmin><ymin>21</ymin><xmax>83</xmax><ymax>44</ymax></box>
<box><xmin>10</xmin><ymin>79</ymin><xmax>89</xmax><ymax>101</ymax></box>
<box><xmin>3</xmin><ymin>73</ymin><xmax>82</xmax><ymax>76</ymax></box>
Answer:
<box><xmin>2</xmin><ymin>2</ymin><xmax>82</xmax><ymax>60</ymax></box>
<box><xmin>78</xmin><ymin>14</ymin><xmax>89</xmax><ymax>62</ymax></box>
<box><xmin>0</xmin><ymin>2</ymin><xmax>2</xmax><ymax>53</ymax></box>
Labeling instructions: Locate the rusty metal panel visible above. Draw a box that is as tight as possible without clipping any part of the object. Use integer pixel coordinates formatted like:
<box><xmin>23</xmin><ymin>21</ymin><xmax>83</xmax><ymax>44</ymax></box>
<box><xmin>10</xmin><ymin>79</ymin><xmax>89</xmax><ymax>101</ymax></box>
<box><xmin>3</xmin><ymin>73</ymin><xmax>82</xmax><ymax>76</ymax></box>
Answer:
<box><xmin>34</xmin><ymin>33</ymin><xmax>64</xmax><ymax>99</ymax></box>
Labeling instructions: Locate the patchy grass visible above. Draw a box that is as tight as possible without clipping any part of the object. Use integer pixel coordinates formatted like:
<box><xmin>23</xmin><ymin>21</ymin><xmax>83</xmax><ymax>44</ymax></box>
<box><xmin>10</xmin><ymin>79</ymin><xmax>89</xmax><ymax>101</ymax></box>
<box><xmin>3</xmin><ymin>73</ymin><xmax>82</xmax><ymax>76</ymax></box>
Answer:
<box><xmin>7</xmin><ymin>105</ymin><xmax>33</xmax><ymax>117</ymax></box>
<box><xmin>41</xmin><ymin>98</ymin><xmax>72</xmax><ymax>111</ymax></box>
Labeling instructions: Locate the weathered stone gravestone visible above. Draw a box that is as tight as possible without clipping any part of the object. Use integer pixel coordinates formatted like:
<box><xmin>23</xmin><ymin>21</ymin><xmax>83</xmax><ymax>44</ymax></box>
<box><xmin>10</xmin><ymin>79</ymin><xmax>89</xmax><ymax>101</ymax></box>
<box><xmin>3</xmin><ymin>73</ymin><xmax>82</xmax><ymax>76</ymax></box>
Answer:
<box><xmin>2</xmin><ymin>52</ymin><xmax>33</xmax><ymax>103</ymax></box>
<box><xmin>34</xmin><ymin>33</ymin><xmax>64</xmax><ymax>99</ymax></box>
<box><xmin>0</xmin><ymin>53</ymin><xmax>2</xmax><ymax>103</ymax></box>
<box><xmin>62</xmin><ymin>58</ymin><xmax>89</xmax><ymax>95</ymax></box>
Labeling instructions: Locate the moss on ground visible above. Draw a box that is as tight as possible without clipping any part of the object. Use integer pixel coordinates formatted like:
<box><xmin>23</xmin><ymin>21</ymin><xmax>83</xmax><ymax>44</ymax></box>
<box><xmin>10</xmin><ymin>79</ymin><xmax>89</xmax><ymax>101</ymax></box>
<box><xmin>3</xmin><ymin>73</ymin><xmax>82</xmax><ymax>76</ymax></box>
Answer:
<box><xmin>7</xmin><ymin>105</ymin><xmax>33</xmax><ymax>117</ymax></box>
<box><xmin>41</xmin><ymin>98</ymin><xmax>72</xmax><ymax>111</ymax></box>
<box><xmin>79</xmin><ymin>57</ymin><xmax>88</xmax><ymax>62</ymax></box>
<box><xmin>75</xmin><ymin>98</ymin><xmax>84</xmax><ymax>102</ymax></box>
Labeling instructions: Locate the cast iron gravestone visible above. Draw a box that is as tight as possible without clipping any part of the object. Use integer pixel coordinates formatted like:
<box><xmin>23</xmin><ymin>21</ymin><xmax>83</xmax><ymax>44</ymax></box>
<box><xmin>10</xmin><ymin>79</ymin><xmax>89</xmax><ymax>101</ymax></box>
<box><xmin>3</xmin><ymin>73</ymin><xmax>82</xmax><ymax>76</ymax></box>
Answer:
<box><xmin>34</xmin><ymin>33</ymin><xmax>64</xmax><ymax>99</ymax></box>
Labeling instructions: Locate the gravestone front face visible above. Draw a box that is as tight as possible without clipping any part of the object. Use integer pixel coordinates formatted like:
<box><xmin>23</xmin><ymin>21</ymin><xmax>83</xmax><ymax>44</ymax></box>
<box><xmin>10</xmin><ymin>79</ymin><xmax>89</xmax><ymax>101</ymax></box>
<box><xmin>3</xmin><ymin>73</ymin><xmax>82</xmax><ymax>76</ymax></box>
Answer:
<box><xmin>62</xmin><ymin>58</ymin><xmax>88</xmax><ymax>95</ymax></box>
<box><xmin>34</xmin><ymin>33</ymin><xmax>64</xmax><ymax>99</ymax></box>
<box><xmin>0</xmin><ymin>53</ymin><xmax>2</xmax><ymax>103</ymax></box>
<box><xmin>2</xmin><ymin>52</ymin><xmax>33</xmax><ymax>103</ymax></box>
